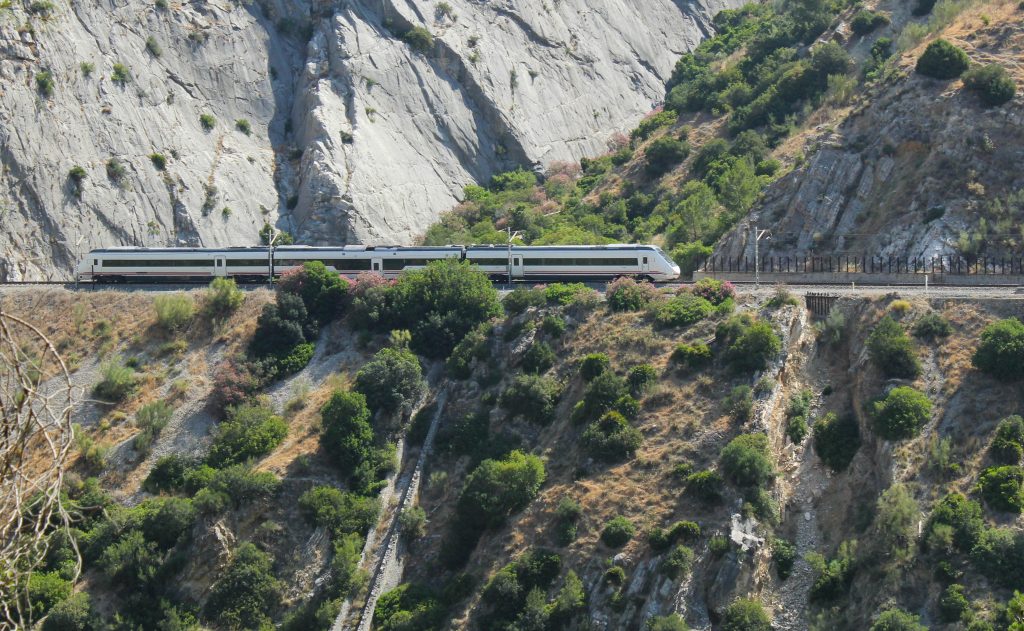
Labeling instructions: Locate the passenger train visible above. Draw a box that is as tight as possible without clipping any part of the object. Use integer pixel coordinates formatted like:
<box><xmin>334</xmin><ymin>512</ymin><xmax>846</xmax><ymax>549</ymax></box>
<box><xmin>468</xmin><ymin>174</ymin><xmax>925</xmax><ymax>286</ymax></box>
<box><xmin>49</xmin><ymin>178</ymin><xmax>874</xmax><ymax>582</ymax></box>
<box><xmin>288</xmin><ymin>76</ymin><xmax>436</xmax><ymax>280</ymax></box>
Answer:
<box><xmin>75</xmin><ymin>245</ymin><xmax>681</xmax><ymax>283</ymax></box>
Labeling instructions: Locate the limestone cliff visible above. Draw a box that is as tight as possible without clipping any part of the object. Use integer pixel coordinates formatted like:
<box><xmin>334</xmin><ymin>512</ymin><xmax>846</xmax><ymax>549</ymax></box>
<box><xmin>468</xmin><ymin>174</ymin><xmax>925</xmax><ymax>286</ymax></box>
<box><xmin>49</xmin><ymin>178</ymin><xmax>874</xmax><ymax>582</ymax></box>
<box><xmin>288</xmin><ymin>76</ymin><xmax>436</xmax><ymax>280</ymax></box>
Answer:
<box><xmin>0</xmin><ymin>0</ymin><xmax>739</xmax><ymax>280</ymax></box>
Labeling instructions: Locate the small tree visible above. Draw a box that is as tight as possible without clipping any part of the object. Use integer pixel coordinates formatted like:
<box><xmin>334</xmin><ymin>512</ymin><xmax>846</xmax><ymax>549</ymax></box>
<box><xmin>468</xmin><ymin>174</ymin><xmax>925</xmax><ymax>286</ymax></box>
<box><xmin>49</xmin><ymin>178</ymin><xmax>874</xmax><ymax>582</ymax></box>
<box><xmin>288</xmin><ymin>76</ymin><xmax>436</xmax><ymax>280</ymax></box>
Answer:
<box><xmin>580</xmin><ymin>353</ymin><xmax>610</xmax><ymax>380</ymax></box>
<box><xmin>962</xmin><ymin>63</ymin><xmax>1016</xmax><ymax>106</ymax></box>
<box><xmin>276</xmin><ymin>261</ymin><xmax>348</xmax><ymax>324</ymax></box>
<box><xmin>977</xmin><ymin>466</ymin><xmax>1024</xmax><ymax>513</ymax></box>
<box><xmin>915</xmin><ymin>39</ymin><xmax>969</xmax><ymax>79</ymax></box>
<box><xmin>866</xmin><ymin>316</ymin><xmax>921</xmax><ymax>379</ymax></box>
<box><xmin>582</xmin><ymin>411</ymin><xmax>643</xmax><ymax>462</ymax></box>
<box><xmin>600</xmin><ymin>516</ymin><xmax>636</xmax><ymax>547</ymax></box>
<box><xmin>207</xmin><ymin>404</ymin><xmax>288</xmax><ymax>467</ymax></box>
<box><xmin>813</xmin><ymin>412</ymin><xmax>860</xmax><ymax>471</ymax></box>
<box><xmin>973</xmin><ymin>318</ymin><xmax>1024</xmax><ymax>379</ymax></box>
<box><xmin>871</xmin><ymin>386</ymin><xmax>931</xmax><ymax>440</ymax></box>
<box><xmin>319</xmin><ymin>390</ymin><xmax>374</xmax><ymax>478</ymax></box>
<box><xmin>500</xmin><ymin>375</ymin><xmax>561</xmax><ymax>425</ymax></box>
<box><xmin>869</xmin><ymin>608</ymin><xmax>927</xmax><ymax>631</ymax></box>
<box><xmin>521</xmin><ymin>341</ymin><xmax>556</xmax><ymax>374</ymax></box>
<box><xmin>991</xmin><ymin>415</ymin><xmax>1024</xmax><ymax>464</ymax></box>
<box><xmin>354</xmin><ymin>346</ymin><xmax>425</xmax><ymax>415</ymax></box>
<box><xmin>720</xmin><ymin>433</ymin><xmax>775</xmax><ymax>487</ymax></box>
<box><xmin>645</xmin><ymin>137</ymin><xmax>690</xmax><ymax>176</ymax></box>
<box><xmin>204</xmin><ymin>543</ymin><xmax>281</xmax><ymax>630</ymax></box>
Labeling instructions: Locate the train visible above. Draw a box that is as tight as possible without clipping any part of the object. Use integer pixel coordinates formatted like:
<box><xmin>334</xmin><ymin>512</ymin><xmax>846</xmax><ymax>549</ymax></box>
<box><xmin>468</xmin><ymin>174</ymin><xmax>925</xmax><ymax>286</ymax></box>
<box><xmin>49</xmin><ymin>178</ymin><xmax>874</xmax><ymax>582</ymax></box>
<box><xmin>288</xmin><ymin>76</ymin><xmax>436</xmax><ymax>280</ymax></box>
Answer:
<box><xmin>75</xmin><ymin>245</ymin><xmax>681</xmax><ymax>283</ymax></box>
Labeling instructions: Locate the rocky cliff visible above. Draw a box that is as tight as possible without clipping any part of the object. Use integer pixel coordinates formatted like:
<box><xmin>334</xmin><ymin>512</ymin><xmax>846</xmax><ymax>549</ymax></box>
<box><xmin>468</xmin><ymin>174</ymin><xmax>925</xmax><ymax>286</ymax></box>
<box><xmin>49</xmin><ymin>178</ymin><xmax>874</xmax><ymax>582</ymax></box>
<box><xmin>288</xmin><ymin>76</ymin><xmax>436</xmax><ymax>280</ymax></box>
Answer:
<box><xmin>0</xmin><ymin>0</ymin><xmax>739</xmax><ymax>280</ymax></box>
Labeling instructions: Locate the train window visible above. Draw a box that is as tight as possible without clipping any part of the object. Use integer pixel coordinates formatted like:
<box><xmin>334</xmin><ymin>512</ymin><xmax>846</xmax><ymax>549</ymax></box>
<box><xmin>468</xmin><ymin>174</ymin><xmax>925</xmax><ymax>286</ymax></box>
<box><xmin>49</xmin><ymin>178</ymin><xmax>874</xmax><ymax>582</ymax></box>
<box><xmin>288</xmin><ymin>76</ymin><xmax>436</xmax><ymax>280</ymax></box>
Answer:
<box><xmin>330</xmin><ymin>259</ymin><xmax>373</xmax><ymax>271</ymax></box>
<box><xmin>643</xmin><ymin>257</ymin><xmax>648</xmax><ymax>264</ymax></box>
<box><xmin>228</xmin><ymin>259</ymin><xmax>268</xmax><ymax>267</ymax></box>
<box><xmin>468</xmin><ymin>258</ymin><xmax>508</xmax><ymax>266</ymax></box>
<box><xmin>93</xmin><ymin>259</ymin><xmax>98</xmax><ymax>266</ymax></box>
<box><xmin>383</xmin><ymin>259</ymin><xmax>406</xmax><ymax>270</ymax></box>
<box><xmin>103</xmin><ymin>259</ymin><xmax>212</xmax><ymax>267</ymax></box>
<box><xmin>523</xmin><ymin>258</ymin><xmax>637</xmax><ymax>267</ymax></box>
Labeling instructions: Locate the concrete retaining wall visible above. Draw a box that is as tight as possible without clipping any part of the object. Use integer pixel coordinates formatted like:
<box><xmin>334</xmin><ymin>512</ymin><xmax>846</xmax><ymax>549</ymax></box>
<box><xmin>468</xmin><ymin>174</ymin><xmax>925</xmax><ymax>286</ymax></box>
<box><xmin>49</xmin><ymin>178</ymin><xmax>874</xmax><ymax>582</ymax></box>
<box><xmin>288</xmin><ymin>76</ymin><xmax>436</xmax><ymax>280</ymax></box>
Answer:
<box><xmin>692</xmin><ymin>271</ymin><xmax>1024</xmax><ymax>286</ymax></box>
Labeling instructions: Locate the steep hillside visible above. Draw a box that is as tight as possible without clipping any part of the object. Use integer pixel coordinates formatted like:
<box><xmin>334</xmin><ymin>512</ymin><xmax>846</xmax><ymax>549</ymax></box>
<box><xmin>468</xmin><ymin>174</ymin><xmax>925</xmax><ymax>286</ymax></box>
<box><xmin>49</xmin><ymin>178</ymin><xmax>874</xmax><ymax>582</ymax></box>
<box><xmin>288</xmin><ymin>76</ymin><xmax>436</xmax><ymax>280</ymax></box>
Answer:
<box><xmin>5</xmin><ymin>272</ymin><xmax>1024</xmax><ymax>630</ymax></box>
<box><xmin>0</xmin><ymin>0</ymin><xmax>739</xmax><ymax>280</ymax></box>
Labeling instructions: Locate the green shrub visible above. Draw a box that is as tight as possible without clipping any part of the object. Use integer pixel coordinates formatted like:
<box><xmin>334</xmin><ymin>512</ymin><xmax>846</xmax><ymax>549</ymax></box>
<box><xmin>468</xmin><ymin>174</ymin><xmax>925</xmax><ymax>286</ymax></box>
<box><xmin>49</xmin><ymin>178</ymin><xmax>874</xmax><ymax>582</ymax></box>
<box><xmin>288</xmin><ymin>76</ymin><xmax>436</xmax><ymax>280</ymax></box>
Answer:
<box><xmin>250</xmin><ymin>293</ymin><xmax>314</xmax><ymax>360</ymax></box>
<box><xmin>235</xmin><ymin>118</ymin><xmax>252</xmax><ymax>135</ymax></box>
<box><xmin>41</xmin><ymin>592</ymin><xmax>92</xmax><ymax>631</ymax></box>
<box><xmin>94</xmin><ymin>358</ymin><xmax>137</xmax><ymax>402</ymax></box>
<box><xmin>646</xmin><ymin>613</ymin><xmax>689</xmax><ymax>631</ymax></box>
<box><xmin>871</xmin><ymin>386</ymin><xmax>932</xmax><ymax>440</ymax></box>
<box><xmin>319</xmin><ymin>390</ymin><xmax>379</xmax><ymax>479</ymax></box>
<box><xmin>207</xmin><ymin>277</ymin><xmax>245</xmax><ymax>316</ymax></box>
<box><xmin>866</xmin><ymin>316</ymin><xmax>921</xmax><ymax>379</ymax></box>
<box><xmin>850</xmin><ymin>10</ymin><xmax>889</xmax><ymax>35</ymax></box>
<box><xmin>627</xmin><ymin>364</ymin><xmax>658</xmax><ymax>396</ymax></box>
<box><xmin>456</xmin><ymin>450</ymin><xmax>545</xmax><ymax>532</ymax></box>
<box><xmin>927</xmin><ymin>492</ymin><xmax>984</xmax><ymax>552</ymax></box>
<box><xmin>817</xmin><ymin>307</ymin><xmax>846</xmax><ymax>346</ymax></box>
<box><xmin>374</xmin><ymin>582</ymin><xmax>446</xmax><ymax>631</ymax></box>
<box><xmin>522</xmin><ymin>340</ymin><xmax>556</xmax><ymax>374</ymax></box>
<box><xmin>692</xmin><ymin>278</ymin><xmax>736</xmax><ymax>305</ymax></box>
<box><xmin>580</xmin><ymin>353</ymin><xmax>611</xmax><ymax>380</ymax></box>
<box><xmin>631</xmin><ymin>109</ymin><xmax>678</xmax><ymax>141</ymax></box>
<box><xmin>154</xmin><ymin>293</ymin><xmax>195</xmax><ymax>332</ymax></box>
<box><xmin>724</xmin><ymin>385</ymin><xmax>754</xmax><ymax>422</ymax></box>
<box><xmin>718</xmin><ymin>316</ymin><xmax>780</xmax><ymax>373</ymax></box>
<box><xmin>200</xmin><ymin>464</ymin><xmax>280</xmax><ymax>509</ymax></box>
<box><xmin>912</xmin><ymin>0</ymin><xmax>937</xmax><ymax>15</ymax></box>
<box><xmin>813</xmin><ymin>412</ymin><xmax>860</xmax><ymax>471</ymax></box>
<box><xmin>973</xmin><ymin>318</ymin><xmax>1024</xmax><ymax>379</ymax></box>
<box><xmin>875</xmin><ymin>483</ymin><xmax>918</xmax><ymax>558</ymax></box>
<box><xmin>686</xmin><ymin>470</ymin><xmax>723</xmax><ymax>502</ymax></box>
<box><xmin>36</xmin><ymin>70</ymin><xmax>55</xmax><ymax>97</ymax></box>
<box><xmin>720</xmin><ymin>433</ymin><xmax>774</xmax><ymax>487</ymax></box>
<box><xmin>720</xmin><ymin>598</ymin><xmax>771</xmax><ymax>631</ymax></box>
<box><xmin>541</xmin><ymin>314</ymin><xmax>566</xmax><ymax>337</ymax></box>
<box><xmin>199</xmin><ymin>113</ymin><xmax>216</xmax><ymax>131</ymax></box>
<box><xmin>582</xmin><ymin>411</ymin><xmax>643</xmax><ymax>462</ymax></box>
<box><xmin>786</xmin><ymin>414</ymin><xmax>808</xmax><ymax>444</ymax></box>
<box><xmin>661</xmin><ymin>545</ymin><xmax>695</xmax><ymax>578</ymax></box>
<box><xmin>504</xmin><ymin>287</ymin><xmax>546</xmax><ymax>314</ymax></box>
<box><xmin>554</xmin><ymin>497</ymin><xmax>582</xmax><ymax>545</ymax></box>
<box><xmin>991</xmin><ymin>415</ymin><xmax>1024</xmax><ymax>464</ymax></box>
<box><xmin>709</xmin><ymin>534</ymin><xmax>730</xmax><ymax>556</ymax></box>
<box><xmin>916</xmin><ymin>39</ymin><xmax>970</xmax><ymax>79</ymax></box>
<box><xmin>653</xmin><ymin>294</ymin><xmax>713</xmax><ymax>328</ymax></box>
<box><xmin>939</xmin><ymin>583</ymin><xmax>969</xmax><ymax>622</ymax></box>
<box><xmin>276</xmin><ymin>260</ymin><xmax>349</xmax><ymax>324</ymax></box>
<box><xmin>645</xmin><ymin>136</ymin><xmax>690</xmax><ymax>176</ymax></box>
<box><xmin>276</xmin><ymin>342</ymin><xmax>314</xmax><ymax>376</ymax></box>
<box><xmin>447</xmin><ymin>322</ymin><xmax>491</xmax><ymax>379</ymax></box>
<box><xmin>207</xmin><ymin>404</ymin><xmax>287</xmax><ymax>467</ymax></box>
<box><xmin>205</xmin><ymin>542</ymin><xmax>280</xmax><ymax>630</ymax></box>
<box><xmin>106</xmin><ymin>157</ymin><xmax>127</xmax><ymax>183</ymax></box>
<box><xmin>500</xmin><ymin>374</ymin><xmax>561</xmax><ymax>425</ymax></box>
<box><xmin>298</xmin><ymin>486</ymin><xmax>380</xmax><ymax>535</ymax></box>
<box><xmin>572</xmin><ymin>371</ymin><xmax>629</xmax><ymax>424</ymax></box>
<box><xmin>870</xmin><ymin>608</ymin><xmax>927</xmax><ymax>631</ymax></box>
<box><xmin>977</xmin><ymin>466</ymin><xmax>1024</xmax><ymax>513</ymax></box>
<box><xmin>133</xmin><ymin>400</ymin><xmax>172</xmax><ymax>455</ymax></box>
<box><xmin>143</xmin><ymin>454</ymin><xmax>193</xmax><ymax>493</ymax></box>
<box><xmin>479</xmin><ymin>549</ymin><xmax>561</xmax><ymax>625</ymax></box>
<box><xmin>969</xmin><ymin>526</ymin><xmax>1024</xmax><ymax>588</ymax></box>
<box><xmin>962</xmin><ymin>63</ymin><xmax>1017</xmax><ymax>107</ymax></box>
<box><xmin>671</xmin><ymin>342</ymin><xmax>711</xmax><ymax>370</ymax></box>
<box><xmin>28</xmin><ymin>571</ymin><xmax>72</xmax><ymax>618</ymax></box>
<box><xmin>808</xmin><ymin>540</ymin><xmax>857</xmax><ymax>602</ymax></box>
<box><xmin>601</xmin><ymin>515</ymin><xmax>636</xmax><ymax>547</ymax></box>
<box><xmin>401</xmin><ymin>26</ymin><xmax>434</xmax><ymax>53</ymax></box>
<box><xmin>912</xmin><ymin>312</ymin><xmax>951</xmax><ymax>340</ymax></box>
<box><xmin>354</xmin><ymin>346</ymin><xmax>425</xmax><ymax>414</ymax></box>
<box><xmin>111</xmin><ymin>63</ymin><xmax>131</xmax><ymax>85</ymax></box>
<box><xmin>545</xmin><ymin>282</ymin><xmax>588</xmax><ymax>305</ymax></box>
<box><xmin>772</xmin><ymin>537</ymin><xmax>796</xmax><ymax>579</ymax></box>
<box><xmin>606</xmin><ymin>277</ymin><xmax>657</xmax><ymax>311</ymax></box>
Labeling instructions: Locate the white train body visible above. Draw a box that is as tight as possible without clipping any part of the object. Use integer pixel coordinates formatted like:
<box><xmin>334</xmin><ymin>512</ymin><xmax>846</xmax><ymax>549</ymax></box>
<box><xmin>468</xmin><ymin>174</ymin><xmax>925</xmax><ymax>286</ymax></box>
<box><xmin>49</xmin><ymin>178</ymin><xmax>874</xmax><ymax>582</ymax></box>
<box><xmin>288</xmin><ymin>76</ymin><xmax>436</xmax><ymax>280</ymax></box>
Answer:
<box><xmin>75</xmin><ymin>244</ymin><xmax>680</xmax><ymax>282</ymax></box>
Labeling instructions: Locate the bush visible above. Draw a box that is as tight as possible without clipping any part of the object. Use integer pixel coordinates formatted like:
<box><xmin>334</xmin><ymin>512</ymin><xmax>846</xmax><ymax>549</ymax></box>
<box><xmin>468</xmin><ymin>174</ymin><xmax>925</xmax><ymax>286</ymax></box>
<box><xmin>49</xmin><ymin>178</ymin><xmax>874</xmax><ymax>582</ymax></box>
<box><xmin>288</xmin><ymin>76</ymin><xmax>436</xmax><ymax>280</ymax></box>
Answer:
<box><xmin>201</xmin><ymin>464</ymin><xmax>280</xmax><ymax>510</ymax></box>
<box><xmin>205</xmin><ymin>543</ymin><xmax>280</xmax><ymax>630</ymax></box>
<box><xmin>808</xmin><ymin>540</ymin><xmax>857</xmax><ymax>602</ymax></box>
<box><xmin>206</xmin><ymin>277</ymin><xmax>245</xmax><ymax>316</ymax></box>
<box><xmin>401</xmin><ymin>25</ymin><xmax>434</xmax><ymax>53</ymax></box>
<box><xmin>686</xmin><ymin>470</ymin><xmax>723</xmax><ymax>502</ymax></box>
<box><xmin>867</xmin><ymin>316</ymin><xmax>921</xmax><ymax>379</ymax></box>
<box><xmin>235</xmin><ymin>118</ymin><xmax>252</xmax><ymax>135</ymax></box>
<box><xmin>319</xmin><ymin>390</ymin><xmax>375</xmax><ymax>478</ymax></box>
<box><xmin>772</xmin><ymin>538</ymin><xmax>796</xmax><ymax>579</ymax></box>
<box><xmin>42</xmin><ymin>592</ymin><xmax>92</xmax><ymax>631</ymax></box>
<box><xmin>875</xmin><ymin>483</ymin><xmax>918</xmax><ymax>558</ymax></box>
<box><xmin>661</xmin><ymin>545</ymin><xmax>694</xmax><ymax>579</ymax></box>
<box><xmin>973</xmin><ymin>318</ymin><xmax>1024</xmax><ymax>379</ymax></box>
<box><xmin>153</xmin><ymin>293</ymin><xmax>197</xmax><ymax>332</ymax></box>
<box><xmin>276</xmin><ymin>261</ymin><xmax>348</xmax><ymax>324</ymax></box>
<box><xmin>143</xmin><ymin>454</ymin><xmax>194</xmax><ymax>493</ymax></box>
<box><xmin>645</xmin><ymin>136</ymin><xmax>690</xmax><ymax>176</ymax></box>
<box><xmin>977</xmin><ymin>466</ymin><xmax>1024</xmax><ymax>513</ymax></box>
<box><xmin>133</xmin><ymin>400</ymin><xmax>172</xmax><ymax>455</ymax></box>
<box><xmin>871</xmin><ymin>386</ymin><xmax>932</xmax><ymax>440</ymax></box>
<box><xmin>653</xmin><ymin>294</ymin><xmax>713</xmax><ymax>328</ymax></box>
<box><xmin>504</xmin><ymin>287</ymin><xmax>546</xmax><ymax>314</ymax></box>
<box><xmin>456</xmin><ymin>450</ymin><xmax>545</xmax><ymax>532</ymax></box>
<box><xmin>211</xmin><ymin>356</ymin><xmax>262</xmax><ymax>412</ymax></box>
<box><xmin>970</xmin><ymin>527</ymin><xmax>1024</xmax><ymax>589</ymax></box>
<box><xmin>813</xmin><ymin>412</ymin><xmax>860</xmax><ymax>471</ymax></box>
<box><xmin>354</xmin><ymin>346</ymin><xmax>425</xmax><ymax>414</ymax></box>
<box><xmin>870</xmin><ymin>608</ymin><xmax>927</xmax><ymax>631</ymax></box>
<box><xmin>647</xmin><ymin>613</ymin><xmax>689</xmax><ymax>631</ymax></box>
<box><xmin>606</xmin><ymin>277</ymin><xmax>657</xmax><ymax>311</ymax></box>
<box><xmin>541</xmin><ymin>314</ymin><xmax>566</xmax><ymax>337</ymax></box>
<box><xmin>28</xmin><ymin>571</ymin><xmax>72</xmax><ymax>618</ymax></box>
<box><xmin>627</xmin><ymin>364</ymin><xmax>658</xmax><ymax>396</ymax></box>
<box><xmin>554</xmin><ymin>497</ymin><xmax>582</xmax><ymax>545</ymax></box>
<box><xmin>724</xmin><ymin>385</ymin><xmax>754</xmax><ymax>422</ymax></box>
<box><xmin>720</xmin><ymin>433</ymin><xmax>774</xmax><ymax>487</ymax></box>
<box><xmin>939</xmin><ymin>583</ymin><xmax>970</xmax><ymax>622</ymax></box>
<box><xmin>720</xmin><ymin>598</ymin><xmax>771</xmax><ymax>631</ymax></box>
<box><xmin>991</xmin><ymin>415</ymin><xmax>1024</xmax><ymax>464</ymax></box>
<box><xmin>521</xmin><ymin>340</ymin><xmax>556</xmax><ymax>374</ymax></box>
<box><xmin>927</xmin><ymin>492</ymin><xmax>984</xmax><ymax>552</ymax></box>
<box><xmin>718</xmin><ymin>316</ymin><xmax>780</xmax><ymax>373</ymax></box>
<box><xmin>199</xmin><ymin>113</ymin><xmax>216</xmax><ymax>131</ymax></box>
<box><xmin>447</xmin><ymin>322</ymin><xmax>491</xmax><ymax>379</ymax></box>
<box><xmin>207</xmin><ymin>404</ymin><xmax>288</xmax><ymax>467</ymax></box>
<box><xmin>94</xmin><ymin>358</ymin><xmax>137</xmax><ymax>402</ymax></box>
<box><xmin>582</xmin><ymin>411</ymin><xmax>643</xmax><ymax>462</ymax></box>
<box><xmin>580</xmin><ymin>353</ymin><xmax>611</xmax><ymax>380</ymax></box>
<box><xmin>500</xmin><ymin>374</ymin><xmax>561</xmax><ymax>425</ymax></box>
<box><xmin>387</xmin><ymin>260</ymin><xmax>503</xmax><ymax>358</ymax></box>
<box><xmin>573</xmin><ymin>371</ymin><xmax>629</xmax><ymax>424</ymax></box>
<box><xmin>850</xmin><ymin>10</ymin><xmax>889</xmax><ymax>35</ymax></box>
<box><xmin>962</xmin><ymin>63</ymin><xmax>1017</xmax><ymax>106</ymax></box>
<box><xmin>912</xmin><ymin>312</ymin><xmax>951</xmax><ymax>340</ymax></box>
<box><xmin>916</xmin><ymin>39</ymin><xmax>970</xmax><ymax>79</ymax></box>
<box><xmin>601</xmin><ymin>515</ymin><xmax>636</xmax><ymax>548</ymax></box>
<box><xmin>671</xmin><ymin>342</ymin><xmax>711</xmax><ymax>370</ymax></box>
<box><xmin>249</xmin><ymin>293</ymin><xmax>316</xmax><ymax>360</ymax></box>
<box><xmin>298</xmin><ymin>486</ymin><xmax>380</xmax><ymax>535</ymax></box>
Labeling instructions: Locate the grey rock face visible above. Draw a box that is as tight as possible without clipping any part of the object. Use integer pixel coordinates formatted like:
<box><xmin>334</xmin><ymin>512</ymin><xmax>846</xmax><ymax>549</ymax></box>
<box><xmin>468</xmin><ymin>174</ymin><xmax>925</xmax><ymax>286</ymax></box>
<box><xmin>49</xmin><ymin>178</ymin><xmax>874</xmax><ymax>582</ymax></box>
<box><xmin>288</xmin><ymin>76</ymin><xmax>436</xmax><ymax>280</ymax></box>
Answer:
<box><xmin>1</xmin><ymin>0</ymin><xmax>740</xmax><ymax>279</ymax></box>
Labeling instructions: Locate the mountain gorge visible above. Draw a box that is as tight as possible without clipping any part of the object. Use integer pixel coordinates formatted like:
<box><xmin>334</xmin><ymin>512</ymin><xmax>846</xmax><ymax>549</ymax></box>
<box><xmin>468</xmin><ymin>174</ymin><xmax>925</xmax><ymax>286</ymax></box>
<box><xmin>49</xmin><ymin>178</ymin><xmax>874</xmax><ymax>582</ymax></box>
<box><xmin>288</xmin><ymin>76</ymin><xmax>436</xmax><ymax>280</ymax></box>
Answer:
<box><xmin>0</xmin><ymin>0</ymin><xmax>740</xmax><ymax>280</ymax></box>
